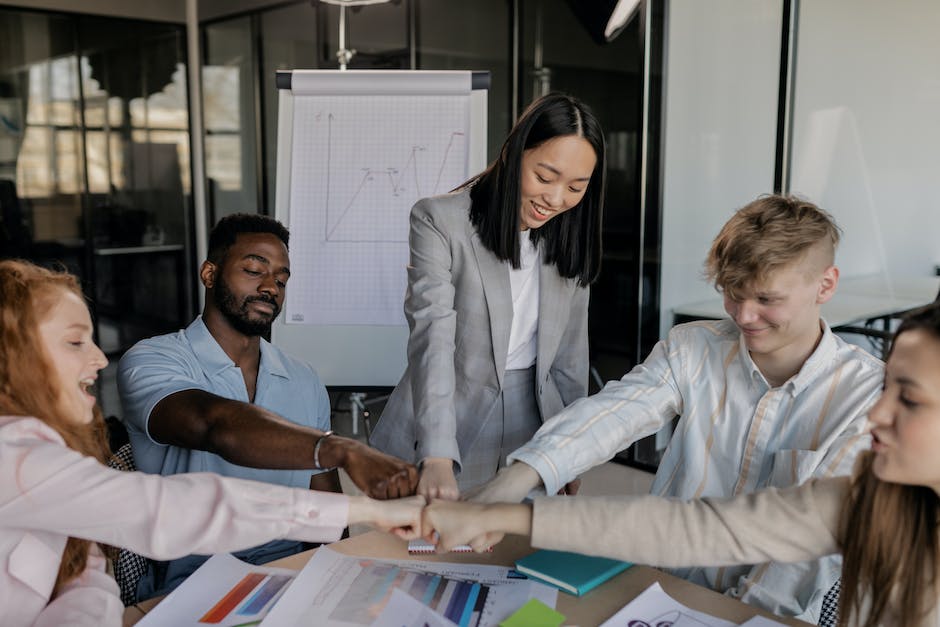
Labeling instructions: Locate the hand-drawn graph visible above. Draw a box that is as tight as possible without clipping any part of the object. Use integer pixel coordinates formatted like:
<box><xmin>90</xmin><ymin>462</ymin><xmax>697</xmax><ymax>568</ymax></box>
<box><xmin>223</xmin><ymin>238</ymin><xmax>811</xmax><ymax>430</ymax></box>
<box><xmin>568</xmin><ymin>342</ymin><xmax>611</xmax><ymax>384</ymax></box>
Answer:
<box><xmin>292</xmin><ymin>95</ymin><xmax>469</xmax><ymax>245</ymax></box>
<box><xmin>321</xmin><ymin>123</ymin><xmax>467</xmax><ymax>243</ymax></box>
<box><xmin>285</xmin><ymin>94</ymin><xmax>471</xmax><ymax>325</ymax></box>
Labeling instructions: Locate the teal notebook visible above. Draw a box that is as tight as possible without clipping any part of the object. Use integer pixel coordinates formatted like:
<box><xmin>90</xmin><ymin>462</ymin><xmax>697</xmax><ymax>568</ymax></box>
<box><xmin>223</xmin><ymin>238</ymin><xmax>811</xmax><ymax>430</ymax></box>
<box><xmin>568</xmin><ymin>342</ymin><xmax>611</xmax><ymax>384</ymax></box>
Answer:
<box><xmin>514</xmin><ymin>550</ymin><xmax>632</xmax><ymax>596</ymax></box>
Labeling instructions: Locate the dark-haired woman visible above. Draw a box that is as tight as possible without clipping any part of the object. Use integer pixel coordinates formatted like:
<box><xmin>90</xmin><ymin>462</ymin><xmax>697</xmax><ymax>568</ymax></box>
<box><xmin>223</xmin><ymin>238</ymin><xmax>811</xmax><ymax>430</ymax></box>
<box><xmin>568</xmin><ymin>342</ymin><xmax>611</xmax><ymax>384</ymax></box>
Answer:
<box><xmin>370</xmin><ymin>93</ymin><xmax>606</xmax><ymax>499</ymax></box>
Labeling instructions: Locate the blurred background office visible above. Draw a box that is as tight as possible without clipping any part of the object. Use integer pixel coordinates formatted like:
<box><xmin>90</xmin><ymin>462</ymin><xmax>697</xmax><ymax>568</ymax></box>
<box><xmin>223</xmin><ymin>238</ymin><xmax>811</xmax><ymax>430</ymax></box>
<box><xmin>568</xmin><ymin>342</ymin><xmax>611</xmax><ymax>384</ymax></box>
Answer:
<box><xmin>0</xmin><ymin>0</ymin><xmax>937</xmax><ymax>470</ymax></box>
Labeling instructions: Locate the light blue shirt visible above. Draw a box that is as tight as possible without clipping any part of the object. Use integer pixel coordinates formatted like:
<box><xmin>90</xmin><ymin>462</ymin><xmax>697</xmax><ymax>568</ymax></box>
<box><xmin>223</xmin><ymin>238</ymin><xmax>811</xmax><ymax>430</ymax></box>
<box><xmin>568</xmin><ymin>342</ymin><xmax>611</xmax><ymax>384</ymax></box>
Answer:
<box><xmin>117</xmin><ymin>315</ymin><xmax>331</xmax><ymax>598</ymax></box>
<box><xmin>118</xmin><ymin>316</ymin><xmax>330</xmax><ymax>484</ymax></box>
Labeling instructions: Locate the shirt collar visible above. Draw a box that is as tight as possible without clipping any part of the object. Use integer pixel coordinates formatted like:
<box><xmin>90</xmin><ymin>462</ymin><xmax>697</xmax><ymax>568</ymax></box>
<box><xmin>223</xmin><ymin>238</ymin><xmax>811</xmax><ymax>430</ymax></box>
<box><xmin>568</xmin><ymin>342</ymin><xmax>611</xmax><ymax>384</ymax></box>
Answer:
<box><xmin>737</xmin><ymin>318</ymin><xmax>837</xmax><ymax>396</ymax></box>
<box><xmin>184</xmin><ymin>316</ymin><xmax>291</xmax><ymax>380</ymax></box>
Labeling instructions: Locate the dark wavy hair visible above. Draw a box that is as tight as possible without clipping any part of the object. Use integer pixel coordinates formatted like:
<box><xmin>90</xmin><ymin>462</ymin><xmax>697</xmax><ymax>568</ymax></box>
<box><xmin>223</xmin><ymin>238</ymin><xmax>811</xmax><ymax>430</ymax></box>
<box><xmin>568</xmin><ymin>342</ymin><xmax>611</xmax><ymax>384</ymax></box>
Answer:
<box><xmin>463</xmin><ymin>92</ymin><xmax>606</xmax><ymax>287</ymax></box>
<box><xmin>838</xmin><ymin>303</ymin><xmax>940</xmax><ymax>626</ymax></box>
<box><xmin>207</xmin><ymin>213</ymin><xmax>290</xmax><ymax>265</ymax></box>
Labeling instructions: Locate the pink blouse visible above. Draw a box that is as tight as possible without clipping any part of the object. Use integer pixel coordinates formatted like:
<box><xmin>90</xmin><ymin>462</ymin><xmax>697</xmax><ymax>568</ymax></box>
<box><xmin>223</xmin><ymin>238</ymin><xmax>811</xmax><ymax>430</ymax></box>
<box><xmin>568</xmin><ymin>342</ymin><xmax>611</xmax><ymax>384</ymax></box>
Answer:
<box><xmin>0</xmin><ymin>415</ymin><xmax>349</xmax><ymax>626</ymax></box>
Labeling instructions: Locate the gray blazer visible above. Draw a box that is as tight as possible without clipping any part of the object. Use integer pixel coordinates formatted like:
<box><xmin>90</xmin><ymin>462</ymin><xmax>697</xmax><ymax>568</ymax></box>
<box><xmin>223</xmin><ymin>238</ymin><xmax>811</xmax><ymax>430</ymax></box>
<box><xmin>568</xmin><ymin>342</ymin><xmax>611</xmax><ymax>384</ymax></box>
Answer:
<box><xmin>370</xmin><ymin>189</ymin><xmax>590</xmax><ymax>471</ymax></box>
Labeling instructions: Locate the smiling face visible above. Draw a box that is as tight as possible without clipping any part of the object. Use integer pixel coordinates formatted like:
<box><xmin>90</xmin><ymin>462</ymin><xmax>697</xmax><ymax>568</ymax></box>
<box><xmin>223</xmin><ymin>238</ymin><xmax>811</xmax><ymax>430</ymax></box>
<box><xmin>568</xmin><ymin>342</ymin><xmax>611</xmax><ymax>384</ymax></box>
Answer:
<box><xmin>869</xmin><ymin>329</ymin><xmax>940</xmax><ymax>492</ymax></box>
<box><xmin>518</xmin><ymin>134</ymin><xmax>597</xmax><ymax>231</ymax></box>
<box><xmin>721</xmin><ymin>247</ymin><xmax>838</xmax><ymax>377</ymax></box>
<box><xmin>204</xmin><ymin>232</ymin><xmax>291</xmax><ymax>337</ymax></box>
<box><xmin>37</xmin><ymin>289</ymin><xmax>108</xmax><ymax>425</ymax></box>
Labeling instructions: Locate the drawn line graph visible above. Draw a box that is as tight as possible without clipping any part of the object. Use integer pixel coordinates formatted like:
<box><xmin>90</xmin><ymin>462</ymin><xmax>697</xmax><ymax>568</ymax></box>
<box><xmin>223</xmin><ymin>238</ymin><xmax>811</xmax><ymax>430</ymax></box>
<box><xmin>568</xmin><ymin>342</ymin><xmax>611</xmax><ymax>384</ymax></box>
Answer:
<box><xmin>315</xmin><ymin>111</ymin><xmax>467</xmax><ymax>243</ymax></box>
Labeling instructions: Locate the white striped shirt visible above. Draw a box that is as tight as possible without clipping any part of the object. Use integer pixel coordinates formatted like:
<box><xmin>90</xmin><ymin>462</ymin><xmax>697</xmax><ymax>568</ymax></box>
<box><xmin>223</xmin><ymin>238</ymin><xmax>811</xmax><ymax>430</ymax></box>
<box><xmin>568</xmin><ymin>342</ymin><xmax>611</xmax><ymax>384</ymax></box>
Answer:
<box><xmin>508</xmin><ymin>318</ymin><xmax>884</xmax><ymax>622</ymax></box>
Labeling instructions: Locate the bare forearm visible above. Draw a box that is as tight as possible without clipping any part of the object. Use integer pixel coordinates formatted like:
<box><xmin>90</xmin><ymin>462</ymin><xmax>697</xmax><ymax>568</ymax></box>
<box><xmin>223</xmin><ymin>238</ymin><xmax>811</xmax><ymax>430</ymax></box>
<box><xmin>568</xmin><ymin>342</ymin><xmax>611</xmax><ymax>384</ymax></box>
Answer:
<box><xmin>151</xmin><ymin>390</ymin><xmax>337</xmax><ymax>469</ymax></box>
<box><xmin>469</xmin><ymin>462</ymin><xmax>543</xmax><ymax>503</ymax></box>
<box><xmin>483</xmin><ymin>503</ymin><xmax>533</xmax><ymax>536</ymax></box>
<box><xmin>150</xmin><ymin>390</ymin><xmax>418</xmax><ymax>498</ymax></box>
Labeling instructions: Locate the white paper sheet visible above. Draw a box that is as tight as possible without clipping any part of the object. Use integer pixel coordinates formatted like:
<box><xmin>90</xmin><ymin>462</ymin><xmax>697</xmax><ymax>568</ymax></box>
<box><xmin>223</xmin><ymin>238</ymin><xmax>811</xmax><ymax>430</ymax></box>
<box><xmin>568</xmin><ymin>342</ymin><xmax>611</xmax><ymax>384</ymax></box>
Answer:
<box><xmin>739</xmin><ymin>617</ymin><xmax>787</xmax><ymax>626</ymax></box>
<box><xmin>261</xmin><ymin>546</ymin><xmax>557</xmax><ymax>627</ymax></box>
<box><xmin>371</xmin><ymin>589</ymin><xmax>459</xmax><ymax>627</ymax></box>
<box><xmin>137</xmin><ymin>553</ymin><xmax>298</xmax><ymax>627</ymax></box>
<box><xmin>599</xmin><ymin>582</ymin><xmax>736</xmax><ymax>627</ymax></box>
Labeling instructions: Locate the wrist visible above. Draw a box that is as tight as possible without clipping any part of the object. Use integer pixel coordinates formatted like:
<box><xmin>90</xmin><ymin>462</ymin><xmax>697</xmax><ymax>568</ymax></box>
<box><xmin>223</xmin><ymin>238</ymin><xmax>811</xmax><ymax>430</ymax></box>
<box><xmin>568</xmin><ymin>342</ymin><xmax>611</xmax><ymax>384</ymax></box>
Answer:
<box><xmin>486</xmin><ymin>503</ymin><xmax>533</xmax><ymax>536</ymax></box>
<box><xmin>421</xmin><ymin>457</ymin><xmax>455</xmax><ymax>470</ymax></box>
<box><xmin>345</xmin><ymin>495</ymin><xmax>375</xmax><ymax>526</ymax></box>
<box><xmin>317</xmin><ymin>433</ymin><xmax>351</xmax><ymax>469</ymax></box>
<box><xmin>479</xmin><ymin>463</ymin><xmax>541</xmax><ymax>503</ymax></box>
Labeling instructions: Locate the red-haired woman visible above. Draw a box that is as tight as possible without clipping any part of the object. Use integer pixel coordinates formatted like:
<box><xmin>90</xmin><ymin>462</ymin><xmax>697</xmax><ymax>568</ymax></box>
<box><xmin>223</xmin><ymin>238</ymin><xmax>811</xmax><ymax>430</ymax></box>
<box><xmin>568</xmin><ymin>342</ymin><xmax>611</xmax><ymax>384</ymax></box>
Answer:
<box><xmin>0</xmin><ymin>260</ymin><xmax>423</xmax><ymax>626</ymax></box>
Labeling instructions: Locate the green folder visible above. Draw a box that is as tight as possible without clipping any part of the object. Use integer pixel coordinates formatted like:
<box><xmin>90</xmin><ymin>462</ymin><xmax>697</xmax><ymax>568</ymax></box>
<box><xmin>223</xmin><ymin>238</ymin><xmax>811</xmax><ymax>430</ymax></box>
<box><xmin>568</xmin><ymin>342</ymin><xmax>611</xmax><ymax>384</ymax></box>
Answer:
<box><xmin>500</xmin><ymin>598</ymin><xmax>565</xmax><ymax>627</ymax></box>
<box><xmin>514</xmin><ymin>549</ymin><xmax>632</xmax><ymax>596</ymax></box>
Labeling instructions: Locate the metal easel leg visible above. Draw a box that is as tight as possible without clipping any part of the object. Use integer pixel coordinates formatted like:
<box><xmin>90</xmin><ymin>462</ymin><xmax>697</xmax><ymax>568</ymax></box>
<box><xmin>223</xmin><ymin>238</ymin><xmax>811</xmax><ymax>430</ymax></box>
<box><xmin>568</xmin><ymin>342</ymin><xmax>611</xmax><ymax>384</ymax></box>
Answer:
<box><xmin>348</xmin><ymin>392</ymin><xmax>366</xmax><ymax>437</ymax></box>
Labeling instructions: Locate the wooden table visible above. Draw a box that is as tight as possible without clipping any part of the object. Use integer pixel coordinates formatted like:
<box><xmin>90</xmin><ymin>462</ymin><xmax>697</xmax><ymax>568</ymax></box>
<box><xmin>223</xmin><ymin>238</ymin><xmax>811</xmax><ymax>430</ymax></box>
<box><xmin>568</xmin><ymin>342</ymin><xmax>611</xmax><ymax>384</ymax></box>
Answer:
<box><xmin>123</xmin><ymin>531</ymin><xmax>810</xmax><ymax>626</ymax></box>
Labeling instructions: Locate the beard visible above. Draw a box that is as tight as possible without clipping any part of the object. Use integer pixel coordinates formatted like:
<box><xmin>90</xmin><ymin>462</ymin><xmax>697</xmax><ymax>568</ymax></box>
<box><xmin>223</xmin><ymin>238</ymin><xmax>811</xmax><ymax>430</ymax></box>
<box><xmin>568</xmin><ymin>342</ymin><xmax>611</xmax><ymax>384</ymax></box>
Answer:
<box><xmin>213</xmin><ymin>274</ymin><xmax>281</xmax><ymax>337</ymax></box>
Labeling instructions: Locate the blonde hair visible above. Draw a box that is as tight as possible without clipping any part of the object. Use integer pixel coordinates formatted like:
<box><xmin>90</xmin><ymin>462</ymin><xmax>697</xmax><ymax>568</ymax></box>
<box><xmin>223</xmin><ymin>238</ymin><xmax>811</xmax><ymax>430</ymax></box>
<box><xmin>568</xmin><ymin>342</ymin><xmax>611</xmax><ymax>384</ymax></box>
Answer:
<box><xmin>0</xmin><ymin>260</ymin><xmax>111</xmax><ymax>591</ymax></box>
<box><xmin>704</xmin><ymin>195</ymin><xmax>840</xmax><ymax>300</ymax></box>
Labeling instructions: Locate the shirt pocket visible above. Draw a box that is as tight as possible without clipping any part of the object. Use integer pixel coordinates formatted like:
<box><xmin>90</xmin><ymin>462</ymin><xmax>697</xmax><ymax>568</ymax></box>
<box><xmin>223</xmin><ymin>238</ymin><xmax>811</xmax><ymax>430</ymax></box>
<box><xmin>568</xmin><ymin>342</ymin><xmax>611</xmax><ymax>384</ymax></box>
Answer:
<box><xmin>768</xmin><ymin>448</ymin><xmax>821</xmax><ymax>488</ymax></box>
<box><xmin>7</xmin><ymin>533</ymin><xmax>60</xmax><ymax>601</ymax></box>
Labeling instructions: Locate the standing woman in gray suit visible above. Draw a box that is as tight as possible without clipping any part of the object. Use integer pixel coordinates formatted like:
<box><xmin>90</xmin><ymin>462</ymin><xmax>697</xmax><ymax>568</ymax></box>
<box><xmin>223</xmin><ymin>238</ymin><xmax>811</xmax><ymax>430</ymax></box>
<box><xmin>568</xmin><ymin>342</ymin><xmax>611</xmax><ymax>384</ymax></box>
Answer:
<box><xmin>370</xmin><ymin>93</ymin><xmax>606</xmax><ymax>499</ymax></box>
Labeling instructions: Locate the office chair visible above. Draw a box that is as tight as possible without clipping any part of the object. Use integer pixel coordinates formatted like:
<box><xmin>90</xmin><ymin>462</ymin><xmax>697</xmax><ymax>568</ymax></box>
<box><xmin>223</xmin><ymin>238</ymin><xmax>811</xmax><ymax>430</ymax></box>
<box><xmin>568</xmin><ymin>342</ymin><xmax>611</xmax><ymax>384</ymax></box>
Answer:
<box><xmin>818</xmin><ymin>579</ymin><xmax>840</xmax><ymax>627</ymax></box>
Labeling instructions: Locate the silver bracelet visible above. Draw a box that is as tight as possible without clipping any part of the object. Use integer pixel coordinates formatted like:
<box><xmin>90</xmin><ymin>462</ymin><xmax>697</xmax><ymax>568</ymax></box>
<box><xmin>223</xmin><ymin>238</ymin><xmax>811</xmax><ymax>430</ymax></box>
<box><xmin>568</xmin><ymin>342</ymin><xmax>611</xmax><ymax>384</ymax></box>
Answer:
<box><xmin>313</xmin><ymin>430</ymin><xmax>334</xmax><ymax>470</ymax></box>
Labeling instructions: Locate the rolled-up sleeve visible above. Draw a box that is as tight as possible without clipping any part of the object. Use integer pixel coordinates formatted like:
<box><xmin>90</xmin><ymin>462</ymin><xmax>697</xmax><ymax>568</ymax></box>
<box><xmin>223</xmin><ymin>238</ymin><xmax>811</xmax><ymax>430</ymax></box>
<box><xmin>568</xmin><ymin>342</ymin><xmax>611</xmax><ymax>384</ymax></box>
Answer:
<box><xmin>117</xmin><ymin>340</ymin><xmax>204</xmax><ymax>444</ymax></box>
<box><xmin>508</xmin><ymin>334</ymin><xmax>685</xmax><ymax>495</ymax></box>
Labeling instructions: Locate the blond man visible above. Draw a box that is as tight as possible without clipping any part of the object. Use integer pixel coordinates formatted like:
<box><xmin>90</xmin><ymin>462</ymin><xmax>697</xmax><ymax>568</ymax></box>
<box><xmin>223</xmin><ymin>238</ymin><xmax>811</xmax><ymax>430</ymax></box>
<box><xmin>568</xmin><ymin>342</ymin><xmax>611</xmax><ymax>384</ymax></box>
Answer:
<box><xmin>472</xmin><ymin>195</ymin><xmax>884</xmax><ymax>622</ymax></box>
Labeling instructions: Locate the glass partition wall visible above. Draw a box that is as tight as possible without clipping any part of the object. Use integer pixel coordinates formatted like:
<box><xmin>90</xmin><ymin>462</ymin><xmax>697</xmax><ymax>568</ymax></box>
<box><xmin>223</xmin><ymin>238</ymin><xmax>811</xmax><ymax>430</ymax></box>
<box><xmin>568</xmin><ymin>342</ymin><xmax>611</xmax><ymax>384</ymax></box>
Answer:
<box><xmin>0</xmin><ymin>8</ymin><xmax>194</xmax><ymax>418</ymax></box>
<box><xmin>0</xmin><ymin>1</ymin><xmax>661</xmax><ymax>463</ymax></box>
<box><xmin>201</xmin><ymin>0</ymin><xmax>662</xmax><ymax>468</ymax></box>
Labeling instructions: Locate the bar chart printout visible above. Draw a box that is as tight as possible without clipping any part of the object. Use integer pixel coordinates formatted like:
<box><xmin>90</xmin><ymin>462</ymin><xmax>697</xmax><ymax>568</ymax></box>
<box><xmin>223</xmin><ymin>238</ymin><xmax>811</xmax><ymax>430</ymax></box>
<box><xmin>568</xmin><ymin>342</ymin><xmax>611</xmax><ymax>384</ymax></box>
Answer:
<box><xmin>200</xmin><ymin>573</ymin><xmax>293</xmax><ymax>623</ymax></box>
<box><xmin>137</xmin><ymin>554</ymin><xmax>298</xmax><ymax>627</ymax></box>
<box><xmin>261</xmin><ymin>547</ymin><xmax>558</xmax><ymax>627</ymax></box>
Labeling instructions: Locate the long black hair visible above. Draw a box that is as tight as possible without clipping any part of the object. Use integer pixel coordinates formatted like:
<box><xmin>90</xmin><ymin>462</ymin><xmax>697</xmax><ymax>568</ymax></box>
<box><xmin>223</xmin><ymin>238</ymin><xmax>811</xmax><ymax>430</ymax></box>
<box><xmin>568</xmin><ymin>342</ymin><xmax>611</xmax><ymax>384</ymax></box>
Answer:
<box><xmin>464</xmin><ymin>93</ymin><xmax>605</xmax><ymax>286</ymax></box>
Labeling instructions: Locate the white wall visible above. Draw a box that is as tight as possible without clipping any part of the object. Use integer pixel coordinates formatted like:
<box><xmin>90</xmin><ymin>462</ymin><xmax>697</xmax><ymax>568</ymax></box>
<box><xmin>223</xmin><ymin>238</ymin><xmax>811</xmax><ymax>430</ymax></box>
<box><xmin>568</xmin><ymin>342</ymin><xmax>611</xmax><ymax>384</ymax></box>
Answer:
<box><xmin>659</xmin><ymin>0</ymin><xmax>940</xmax><ymax>337</ymax></box>
<box><xmin>658</xmin><ymin>0</ymin><xmax>782</xmax><ymax>336</ymax></box>
<box><xmin>789</xmin><ymin>0</ymin><xmax>940</xmax><ymax>280</ymax></box>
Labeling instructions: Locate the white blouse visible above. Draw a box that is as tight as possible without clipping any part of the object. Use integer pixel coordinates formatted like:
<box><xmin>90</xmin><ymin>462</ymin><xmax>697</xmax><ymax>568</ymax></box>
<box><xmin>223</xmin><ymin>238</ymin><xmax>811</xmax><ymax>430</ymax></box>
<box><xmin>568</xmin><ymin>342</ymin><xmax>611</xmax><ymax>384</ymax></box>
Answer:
<box><xmin>506</xmin><ymin>232</ymin><xmax>540</xmax><ymax>370</ymax></box>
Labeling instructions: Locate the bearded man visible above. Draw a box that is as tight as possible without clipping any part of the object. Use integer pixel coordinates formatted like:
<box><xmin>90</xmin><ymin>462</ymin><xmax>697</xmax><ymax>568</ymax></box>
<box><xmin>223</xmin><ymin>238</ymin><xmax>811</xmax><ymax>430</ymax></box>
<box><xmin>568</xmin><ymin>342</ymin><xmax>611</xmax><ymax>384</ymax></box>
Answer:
<box><xmin>118</xmin><ymin>213</ymin><xmax>418</xmax><ymax>600</ymax></box>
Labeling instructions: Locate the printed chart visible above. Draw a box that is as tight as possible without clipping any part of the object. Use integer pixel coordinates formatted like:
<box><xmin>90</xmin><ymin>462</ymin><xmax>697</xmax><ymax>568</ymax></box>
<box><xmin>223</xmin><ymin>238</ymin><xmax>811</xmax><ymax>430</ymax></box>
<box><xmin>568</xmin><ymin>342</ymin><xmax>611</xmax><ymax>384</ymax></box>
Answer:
<box><xmin>262</xmin><ymin>547</ymin><xmax>557</xmax><ymax>627</ymax></box>
<box><xmin>137</xmin><ymin>554</ymin><xmax>297</xmax><ymax>627</ymax></box>
<box><xmin>329</xmin><ymin>561</ymin><xmax>489</xmax><ymax>626</ymax></box>
<box><xmin>200</xmin><ymin>573</ymin><xmax>293</xmax><ymax>624</ymax></box>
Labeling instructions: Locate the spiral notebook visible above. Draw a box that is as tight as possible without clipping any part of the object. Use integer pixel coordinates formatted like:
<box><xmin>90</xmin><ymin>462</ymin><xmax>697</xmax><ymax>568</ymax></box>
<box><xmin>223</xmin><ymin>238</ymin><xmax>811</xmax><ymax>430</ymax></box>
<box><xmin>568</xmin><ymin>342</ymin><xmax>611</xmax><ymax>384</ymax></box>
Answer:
<box><xmin>407</xmin><ymin>539</ymin><xmax>491</xmax><ymax>554</ymax></box>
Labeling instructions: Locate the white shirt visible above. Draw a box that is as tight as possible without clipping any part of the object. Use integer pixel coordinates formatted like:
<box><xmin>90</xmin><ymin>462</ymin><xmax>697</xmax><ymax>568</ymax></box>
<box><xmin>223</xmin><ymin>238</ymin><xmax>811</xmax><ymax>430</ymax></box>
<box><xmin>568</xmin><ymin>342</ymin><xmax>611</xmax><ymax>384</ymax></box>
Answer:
<box><xmin>505</xmin><ymin>232</ymin><xmax>540</xmax><ymax>370</ymax></box>
<box><xmin>509</xmin><ymin>318</ymin><xmax>884</xmax><ymax>622</ymax></box>
<box><xmin>0</xmin><ymin>415</ymin><xmax>348</xmax><ymax>627</ymax></box>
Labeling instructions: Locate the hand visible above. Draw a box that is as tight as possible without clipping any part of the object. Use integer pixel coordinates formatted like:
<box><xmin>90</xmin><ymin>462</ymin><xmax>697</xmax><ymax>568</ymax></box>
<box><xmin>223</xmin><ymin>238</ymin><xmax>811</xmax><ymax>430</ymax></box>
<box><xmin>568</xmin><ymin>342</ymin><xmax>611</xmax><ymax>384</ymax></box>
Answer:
<box><xmin>421</xmin><ymin>499</ymin><xmax>532</xmax><ymax>553</ymax></box>
<box><xmin>418</xmin><ymin>458</ymin><xmax>460</xmax><ymax>501</ymax></box>
<box><xmin>461</xmin><ymin>463</ymin><xmax>542</xmax><ymax>548</ymax></box>
<box><xmin>348</xmin><ymin>495</ymin><xmax>426</xmax><ymax>540</ymax></box>
<box><xmin>559</xmin><ymin>478</ymin><xmax>581</xmax><ymax>495</ymax></box>
<box><xmin>464</xmin><ymin>463</ymin><xmax>541</xmax><ymax>504</ymax></box>
<box><xmin>339</xmin><ymin>439</ymin><xmax>419</xmax><ymax>499</ymax></box>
